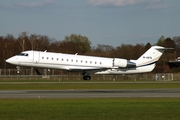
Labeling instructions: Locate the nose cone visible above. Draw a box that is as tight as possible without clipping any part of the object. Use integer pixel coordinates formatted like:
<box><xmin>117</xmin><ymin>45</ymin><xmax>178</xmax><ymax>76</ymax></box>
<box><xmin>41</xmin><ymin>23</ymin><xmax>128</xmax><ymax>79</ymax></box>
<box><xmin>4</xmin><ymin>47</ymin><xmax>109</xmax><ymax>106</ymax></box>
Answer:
<box><xmin>6</xmin><ymin>57</ymin><xmax>18</xmax><ymax>65</ymax></box>
<box><xmin>6</xmin><ymin>58</ymin><xmax>11</xmax><ymax>63</ymax></box>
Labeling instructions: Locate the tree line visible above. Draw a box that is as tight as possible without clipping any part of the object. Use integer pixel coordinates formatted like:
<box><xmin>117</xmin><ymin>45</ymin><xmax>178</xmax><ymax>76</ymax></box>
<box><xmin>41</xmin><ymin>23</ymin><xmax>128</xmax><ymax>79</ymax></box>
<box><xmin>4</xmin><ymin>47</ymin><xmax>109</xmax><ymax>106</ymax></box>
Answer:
<box><xmin>1</xmin><ymin>32</ymin><xmax>180</xmax><ymax>73</ymax></box>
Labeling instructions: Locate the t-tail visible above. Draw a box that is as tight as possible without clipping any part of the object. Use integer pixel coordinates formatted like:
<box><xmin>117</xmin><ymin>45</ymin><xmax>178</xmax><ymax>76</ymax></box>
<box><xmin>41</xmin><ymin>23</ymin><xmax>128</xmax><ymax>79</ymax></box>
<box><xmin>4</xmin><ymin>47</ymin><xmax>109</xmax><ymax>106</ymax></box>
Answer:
<box><xmin>133</xmin><ymin>46</ymin><xmax>166</xmax><ymax>73</ymax></box>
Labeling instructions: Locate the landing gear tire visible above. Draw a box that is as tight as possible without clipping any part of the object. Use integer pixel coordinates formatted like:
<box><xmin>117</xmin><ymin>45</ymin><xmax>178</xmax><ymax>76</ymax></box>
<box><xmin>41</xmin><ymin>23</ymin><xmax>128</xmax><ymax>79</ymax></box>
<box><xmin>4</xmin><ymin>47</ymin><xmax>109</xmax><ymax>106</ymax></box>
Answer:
<box><xmin>83</xmin><ymin>76</ymin><xmax>91</xmax><ymax>80</ymax></box>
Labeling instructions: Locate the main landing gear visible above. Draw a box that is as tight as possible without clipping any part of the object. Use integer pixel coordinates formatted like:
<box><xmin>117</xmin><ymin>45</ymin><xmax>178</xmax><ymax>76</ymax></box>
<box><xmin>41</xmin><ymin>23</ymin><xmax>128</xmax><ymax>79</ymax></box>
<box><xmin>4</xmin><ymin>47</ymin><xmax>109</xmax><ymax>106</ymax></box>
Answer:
<box><xmin>83</xmin><ymin>75</ymin><xmax>91</xmax><ymax>80</ymax></box>
<box><xmin>82</xmin><ymin>71</ymin><xmax>91</xmax><ymax>80</ymax></box>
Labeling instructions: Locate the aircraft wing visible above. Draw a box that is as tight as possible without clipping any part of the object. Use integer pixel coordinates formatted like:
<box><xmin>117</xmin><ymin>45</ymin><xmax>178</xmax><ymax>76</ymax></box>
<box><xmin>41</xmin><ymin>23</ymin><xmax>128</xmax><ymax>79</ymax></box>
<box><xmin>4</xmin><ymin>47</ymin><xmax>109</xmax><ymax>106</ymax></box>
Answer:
<box><xmin>68</xmin><ymin>66</ymin><xmax>109</xmax><ymax>73</ymax></box>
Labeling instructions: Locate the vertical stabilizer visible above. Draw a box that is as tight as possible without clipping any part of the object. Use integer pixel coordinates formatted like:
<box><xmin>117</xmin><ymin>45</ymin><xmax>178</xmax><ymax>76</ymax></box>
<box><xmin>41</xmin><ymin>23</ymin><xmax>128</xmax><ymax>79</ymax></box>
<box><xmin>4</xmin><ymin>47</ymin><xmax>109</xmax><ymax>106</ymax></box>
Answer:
<box><xmin>136</xmin><ymin>46</ymin><xmax>166</xmax><ymax>66</ymax></box>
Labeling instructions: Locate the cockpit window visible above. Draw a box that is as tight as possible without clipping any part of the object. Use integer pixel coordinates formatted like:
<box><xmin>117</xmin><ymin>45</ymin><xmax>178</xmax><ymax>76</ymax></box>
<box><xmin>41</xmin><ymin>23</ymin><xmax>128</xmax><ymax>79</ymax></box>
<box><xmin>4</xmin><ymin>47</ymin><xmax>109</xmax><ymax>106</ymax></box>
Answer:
<box><xmin>17</xmin><ymin>53</ymin><xmax>28</xmax><ymax>56</ymax></box>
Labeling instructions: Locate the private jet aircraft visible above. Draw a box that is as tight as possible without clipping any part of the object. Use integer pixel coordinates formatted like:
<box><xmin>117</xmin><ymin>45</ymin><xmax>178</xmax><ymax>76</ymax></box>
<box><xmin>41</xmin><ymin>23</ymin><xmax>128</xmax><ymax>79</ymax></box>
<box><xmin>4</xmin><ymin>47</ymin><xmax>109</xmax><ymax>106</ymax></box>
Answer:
<box><xmin>6</xmin><ymin>46</ymin><xmax>166</xmax><ymax>80</ymax></box>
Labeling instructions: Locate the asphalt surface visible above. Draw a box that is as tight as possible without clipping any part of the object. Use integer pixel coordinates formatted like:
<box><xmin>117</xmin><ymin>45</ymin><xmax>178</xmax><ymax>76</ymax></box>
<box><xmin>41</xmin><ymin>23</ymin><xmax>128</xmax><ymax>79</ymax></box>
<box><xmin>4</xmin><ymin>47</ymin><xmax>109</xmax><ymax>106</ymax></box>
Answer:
<box><xmin>0</xmin><ymin>89</ymin><xmax>180</xmax><ymax>98</ymax></box>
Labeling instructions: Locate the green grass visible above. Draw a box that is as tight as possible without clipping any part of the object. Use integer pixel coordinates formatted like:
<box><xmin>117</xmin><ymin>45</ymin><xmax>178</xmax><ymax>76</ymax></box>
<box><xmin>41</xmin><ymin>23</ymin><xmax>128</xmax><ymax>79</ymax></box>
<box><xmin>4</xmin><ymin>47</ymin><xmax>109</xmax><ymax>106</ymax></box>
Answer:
<box><xmin>0</xmin><ymin>98</ymin><xmax>180</xmax><ymax>120</ymax></box>
<box><xmin>0</xmin><ymin>80</ymin><xmax>180</xmax><ymax>120</ymax></box>
<box><xmin>0</xmin><ymin>82</ymin><xmax>180</xmax><ymax>90</ymax></box>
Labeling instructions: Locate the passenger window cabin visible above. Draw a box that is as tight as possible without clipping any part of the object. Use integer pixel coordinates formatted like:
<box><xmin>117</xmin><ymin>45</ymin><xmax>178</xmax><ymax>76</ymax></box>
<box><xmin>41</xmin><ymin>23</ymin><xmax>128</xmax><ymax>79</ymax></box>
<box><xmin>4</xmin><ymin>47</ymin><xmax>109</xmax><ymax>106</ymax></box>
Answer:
<box><xmin>40</xmin><ymin>55</ymin><xmax>103</xmax><ymax>66</ymax></box>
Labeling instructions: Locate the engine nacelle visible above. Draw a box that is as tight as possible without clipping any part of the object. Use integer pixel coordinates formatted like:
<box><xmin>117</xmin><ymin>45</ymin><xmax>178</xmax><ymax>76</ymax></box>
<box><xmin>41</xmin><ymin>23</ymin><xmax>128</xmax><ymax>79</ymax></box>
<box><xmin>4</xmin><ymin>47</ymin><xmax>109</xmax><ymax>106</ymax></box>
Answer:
<box><xmin>114</xmin><ymin>58</ymin><xmax>127</xmax><ymax>68</ymax></box>
<box><xmin>113</xmin><ymin>58</ymin><xmax>136</xmax><ymax>68</ymax></box>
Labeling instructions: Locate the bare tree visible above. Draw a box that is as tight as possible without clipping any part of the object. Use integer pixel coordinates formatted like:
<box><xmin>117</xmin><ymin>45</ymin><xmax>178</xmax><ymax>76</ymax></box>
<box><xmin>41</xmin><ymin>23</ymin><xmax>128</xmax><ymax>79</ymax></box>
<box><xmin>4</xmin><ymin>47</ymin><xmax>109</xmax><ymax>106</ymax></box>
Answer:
<box><xmin>17</xmin><ymin>32</ymin><xmax>29</xmax><ymax>51</ymax></box>
<box><xmin>29</xmin><ymin>34</ymin><xmax>38</xmax><ymax>50</ymax></box>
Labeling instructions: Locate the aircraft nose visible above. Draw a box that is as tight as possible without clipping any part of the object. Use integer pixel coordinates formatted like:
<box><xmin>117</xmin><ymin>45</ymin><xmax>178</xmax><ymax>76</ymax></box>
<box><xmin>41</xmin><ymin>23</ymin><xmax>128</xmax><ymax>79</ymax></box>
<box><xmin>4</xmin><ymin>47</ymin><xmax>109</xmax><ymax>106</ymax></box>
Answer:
<box><xmin>6</xmin><ymin>58</ymin><xmax>13</xmax><ymax>64</ymax></box>
<box><xmin>6</xmin><ymin>57</ymin><xmax>17</xmax><ymax>65</ymax></box>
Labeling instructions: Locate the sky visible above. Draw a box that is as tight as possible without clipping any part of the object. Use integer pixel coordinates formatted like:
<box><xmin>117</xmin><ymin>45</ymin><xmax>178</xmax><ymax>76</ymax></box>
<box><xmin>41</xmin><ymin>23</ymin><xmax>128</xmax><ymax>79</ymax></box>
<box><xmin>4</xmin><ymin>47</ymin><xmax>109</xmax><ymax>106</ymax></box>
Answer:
<box><xmin>0</xmin><ymin>0</ymin><xmax>180</xmax><ymax>47</ymax></box>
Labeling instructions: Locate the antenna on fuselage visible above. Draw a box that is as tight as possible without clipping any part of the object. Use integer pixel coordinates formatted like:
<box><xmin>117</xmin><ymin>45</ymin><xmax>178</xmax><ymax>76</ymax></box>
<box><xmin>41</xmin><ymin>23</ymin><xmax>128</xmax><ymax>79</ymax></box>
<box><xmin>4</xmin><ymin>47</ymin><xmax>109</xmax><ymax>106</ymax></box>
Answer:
<box><xmin>44</xmin><ymin>50</ymin><xmax>47</xmax><ymax>52</ymax></box>
<box><xmin>75</xmin><ymin>53</ymin><xmax>78</xmax><ymax>55</ymax></box>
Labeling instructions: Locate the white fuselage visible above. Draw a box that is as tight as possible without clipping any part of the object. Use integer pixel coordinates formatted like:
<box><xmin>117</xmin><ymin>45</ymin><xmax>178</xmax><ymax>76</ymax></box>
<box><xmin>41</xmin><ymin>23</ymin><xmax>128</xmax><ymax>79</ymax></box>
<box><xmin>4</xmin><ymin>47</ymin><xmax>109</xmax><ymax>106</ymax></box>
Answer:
<box><xmin>6</xmin><ymin>51</ymin><xmax>116</xmax><ymax>71</ymax></box>
<box><xmin>6</xmin><ymin>46</ymin><xmax>166</xmax><ymax>77</ymax></box>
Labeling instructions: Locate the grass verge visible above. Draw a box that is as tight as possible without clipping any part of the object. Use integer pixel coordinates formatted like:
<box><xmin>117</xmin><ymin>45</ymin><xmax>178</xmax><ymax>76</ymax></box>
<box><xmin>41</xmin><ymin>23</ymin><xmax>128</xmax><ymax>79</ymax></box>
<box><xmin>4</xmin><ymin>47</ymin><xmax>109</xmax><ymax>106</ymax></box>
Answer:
<box><xmin>0</xmin><ymin>98</ymin><xmax>180</xmax><ymax>120</ymax></box>
<box><xmin>0</xmin><ymin>82</ymin><xmax>180</xmax><ymax>90</ymax></box>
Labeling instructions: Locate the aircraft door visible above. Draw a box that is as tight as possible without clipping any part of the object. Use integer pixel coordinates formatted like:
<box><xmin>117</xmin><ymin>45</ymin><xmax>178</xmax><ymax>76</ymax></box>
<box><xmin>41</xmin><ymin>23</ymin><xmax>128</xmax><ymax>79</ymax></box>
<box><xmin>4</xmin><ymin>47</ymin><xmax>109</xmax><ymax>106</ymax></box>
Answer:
<box><xmin>33</xmin><ymin>51</ymin><xmax>39</xmax><ymax>63</ymax></box>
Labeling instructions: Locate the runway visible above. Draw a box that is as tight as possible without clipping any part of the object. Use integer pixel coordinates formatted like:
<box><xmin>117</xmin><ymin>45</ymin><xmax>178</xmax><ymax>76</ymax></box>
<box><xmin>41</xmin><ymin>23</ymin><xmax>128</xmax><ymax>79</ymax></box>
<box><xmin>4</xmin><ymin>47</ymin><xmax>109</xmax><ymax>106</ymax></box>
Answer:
<box><xmin>0</xmin><ymin>89</ymin><xmax>180</xmax><ymax>98</ymax></box>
